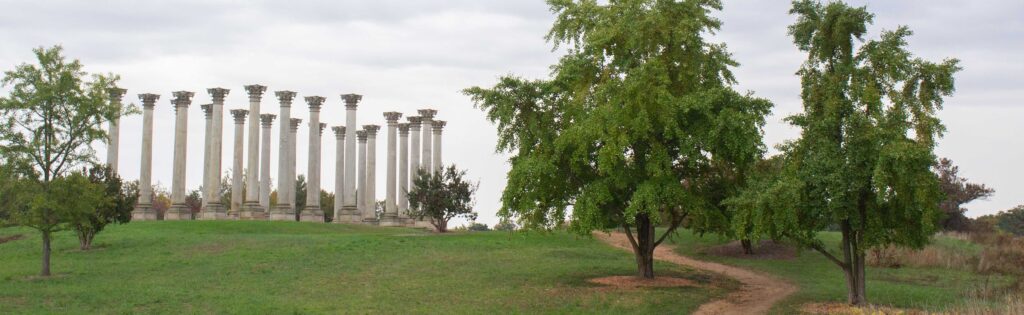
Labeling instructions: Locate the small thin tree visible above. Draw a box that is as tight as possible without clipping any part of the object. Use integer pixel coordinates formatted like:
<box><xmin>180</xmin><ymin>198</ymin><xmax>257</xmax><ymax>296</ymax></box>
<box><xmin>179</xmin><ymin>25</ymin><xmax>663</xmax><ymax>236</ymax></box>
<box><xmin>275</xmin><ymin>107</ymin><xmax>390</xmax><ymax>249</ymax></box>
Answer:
<box><xmin>406</xmin><ymin>165</ymin><xmax>478</xmax><ymax>233</ymax></box>
<box><xmin>0</xmin><ymin>46</ymin><xmax>132</xmax><ymax>276</ymax></box>
<box><xmin>69</xmin><ymin>165</ymin><xmax>134</xmax><ymax>250</ymax></box>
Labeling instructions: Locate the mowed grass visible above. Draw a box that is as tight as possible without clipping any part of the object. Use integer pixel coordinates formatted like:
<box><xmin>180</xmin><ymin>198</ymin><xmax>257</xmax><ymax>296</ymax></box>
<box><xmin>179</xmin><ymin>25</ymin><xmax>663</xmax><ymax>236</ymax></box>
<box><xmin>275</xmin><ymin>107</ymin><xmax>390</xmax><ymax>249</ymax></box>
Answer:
<box><xmin>0</xmin><ymin>221</ymin><xmax>733</xmax><ymax>314</ymax></box>
<box><xmin>667</xmin><ymin>230</ymin><xmax>1015</xmax><ymax>314</ymax></box>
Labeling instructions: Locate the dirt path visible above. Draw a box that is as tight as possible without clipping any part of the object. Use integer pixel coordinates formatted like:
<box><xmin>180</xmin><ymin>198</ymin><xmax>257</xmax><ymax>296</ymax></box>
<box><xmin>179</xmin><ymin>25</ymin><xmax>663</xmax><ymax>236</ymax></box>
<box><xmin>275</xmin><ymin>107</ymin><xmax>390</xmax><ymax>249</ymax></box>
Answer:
<box><xmin>595</xmin><ymin>232</ymin><xmax>798</xmax><ymax>315</ymax></box>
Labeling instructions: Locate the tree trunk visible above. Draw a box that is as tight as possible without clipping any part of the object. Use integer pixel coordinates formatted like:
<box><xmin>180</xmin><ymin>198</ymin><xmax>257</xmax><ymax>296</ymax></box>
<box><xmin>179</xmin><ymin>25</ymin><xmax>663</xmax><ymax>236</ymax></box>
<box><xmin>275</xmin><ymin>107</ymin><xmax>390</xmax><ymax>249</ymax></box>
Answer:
<box><xmin>633</xmin><ymin>214</ymin><xmax>656</xmax><ymax>279</ymax></box>
<box><xmin>41</xmin><ymin>230</ymin><xmax>52</xmax><ymax>276</ymax></box>
<box><xmin>840</xmin><ymin>220</ymin><xmax>867</xmax><ymax>305</ymax></box>
<box><xmin>77</xmin><ymin>229</ymin><xmax>94</xmax><ymax>251</ymax></box>
<box><xmin>741</xmin><ymin>239</ymin><xmax>754</xmax><ymax>255</ymax></box>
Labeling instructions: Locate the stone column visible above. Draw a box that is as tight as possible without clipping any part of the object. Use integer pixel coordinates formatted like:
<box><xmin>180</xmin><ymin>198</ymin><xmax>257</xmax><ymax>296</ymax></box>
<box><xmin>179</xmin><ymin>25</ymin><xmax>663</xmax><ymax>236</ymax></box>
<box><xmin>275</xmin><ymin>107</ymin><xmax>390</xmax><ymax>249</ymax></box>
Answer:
<box><xmin>380</xmin><ymin>112</ymin><xmax>403</xmax><ymax>226</ymax></box>
<box><xmin>242</xmin><ymin>84</ymin><xmax>267</xmax><ymax>218</ymax></box>
<box><xmin>341</xmin><ymin>94</ymin><xmax>362</xmax><ymax>214</ymax></box>
<box><xmin>300</xmin><ymin>96</ymin><xmax>325</xmax><ymax>222</ymax></box>
<box><xmin>407</xmin><ymin>116</ymin><xmax>422</xmax><ymax>183</ymax></box>
<box><xmin>288</xmin><ymin>118</ymin><xmax>302</xmax><ymax>217</ymax></box>
<box><xmin>356</xmin><ymin>130</ymin><xmax>368</xmax><ymax>218</ymax></box>
<box><xmin>200</xmin><ymin>88</ymin><xmax>230</xmax><ymax>220</ymax></box>
<box><xmin>397</xmin><ymin>123</ymin><xmax>410</xmax><ymax>222</ymax></box>
<box><xmin>363</xmin><ymin>125</ymin><xmax>380</xmax><ymax>223</ymax></box>
<box><xmin>418</xmin><ymin>109</ymin><xmax>437</xmax><ymax>173</ymax></box>
<box><xmin>105</xmin><ymin>88</ymin><xmax>127</xmax><ymax>172</ymax></box>
<box><xmin>132</xmin><ymin>93</ymin><xmax>159</xmax><ymax>221</ymax></box>
<box><xmin>228</xmin><ymin>109</ymin><xmax>248</xmax><ymax>219</ymax></box>
<box><xmin>166</xmin><ymin>91</ymin><xmax>195</xmax><ymax>220</ymax></box>
<box><xmin>200</xmin><ymin>104</ymin><xmax>212</xmax><ymax>211</ymax></box>
<box><xmin>432</xmin><ymin>120</ymin><xmax>446</xmax><ymax>172</ymax></box>
<box><xmin>332</xmin><ymin>126</ymin><xmax>347</xmax><ymax>223</ymax></box>
<box><xmin>270</xmin><ymin>91</ymin><xmax>296</xmax><ymax>221</ymax></box>
<box><xmin>259</xmin><ymin>114</ymin><xmax>275</xmax><ymax>212</ymax></box>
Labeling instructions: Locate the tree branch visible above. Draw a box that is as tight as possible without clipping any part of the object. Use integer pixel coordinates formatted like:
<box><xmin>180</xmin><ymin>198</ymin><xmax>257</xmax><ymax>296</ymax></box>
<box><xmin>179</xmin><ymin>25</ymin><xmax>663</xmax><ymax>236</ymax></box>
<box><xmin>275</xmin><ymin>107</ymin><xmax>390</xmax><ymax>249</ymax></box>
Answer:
<box><xmin>654</xmin><ymin>212</ymin><xmax>687</xmax><ymax>247</ymax></box>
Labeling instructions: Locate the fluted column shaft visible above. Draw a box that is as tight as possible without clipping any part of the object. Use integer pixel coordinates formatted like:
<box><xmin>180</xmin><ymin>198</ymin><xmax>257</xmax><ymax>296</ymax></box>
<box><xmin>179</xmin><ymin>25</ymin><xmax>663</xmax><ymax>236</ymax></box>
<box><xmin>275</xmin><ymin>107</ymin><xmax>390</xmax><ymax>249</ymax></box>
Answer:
<box><xmin>356</xmin><ymin>131</ymin><xmax>368</xmax><ymax>217</ymax></box>
<box><xmin>419</xmin><ymin>110</ymin><xmax>436</xmax><ymax>173</ymax></box>
<box><xmin>398</xmin><ymin>123</ymin><xmax>410</xmax><ymax>218</ymax></box>
<box><xmin>132</xmin><ymin>94</ymin><xmax>159</xmax><ymax>220</ymax></box>
<box><xmin>244</xmin><ymin>85</ymin><xmax>267</xmax><ymax>213</ymax></box>
<box><xmin>167</xmin><ymin>91</ymin><xmax>195</xmax><ymax>220</ymax></box>
<box><xmin>342</xmin><ymin>94</ymin><xmax>362</xmax><ymax>211</ymax></box>
<box><xmin>229</xmin><ymin>109</ymin><xmax>248</xmax><ymax>218</ymax></box>
<box><xmin>260</xmin><ymin>114</ymin><xmax>275</xmax><ymax>211</ymax></box>
<box><xmin>288</xmin><ymin>118</ymin><xmax>301</xmax><ymax>211</ymax></box>
<box><xmin>301</xmin><ymin>96</ymin><xmax>325</xmax><ymax>222</ymax></box>
<box><xmin>432</xmin><ymin>120</ymin><xmax>446</xmax><ymax>172</ymax></box>
<box><xmin>364</xmin><ymin>125</ymin><xmax>380</xmax><ymax>221</ymax></box>
<box><xmin>408</xmin><ymin>116</ymin><xmax>422</xmax><ymax>184</ymax></box>
<box><xmin>201</xmin><ymin>104</ymin><xmax>212</xmax><ymax>210</ymax></box>
<box><xmin>383</xmin><ymin>112</ymin><xmax>402</xmax><ymax>218</ymax></box>
<box><xmin>332</xmin><ymin>126</ymin><xmax>346</xmax><ymax>222</ymax></box>
<box><xmin>105</xmin><ymin>88</ymin><xmax>126</xmax><ymax>172</ymax></box>
<box><xmin>201</xmin><ymin>88</ymin><xmax>229</xmax><ymax>220</ymax></box>
<box><xmin>271</xmin><ymin>91</ymin><xmax>296</xmax><ymax>220</ymax></box>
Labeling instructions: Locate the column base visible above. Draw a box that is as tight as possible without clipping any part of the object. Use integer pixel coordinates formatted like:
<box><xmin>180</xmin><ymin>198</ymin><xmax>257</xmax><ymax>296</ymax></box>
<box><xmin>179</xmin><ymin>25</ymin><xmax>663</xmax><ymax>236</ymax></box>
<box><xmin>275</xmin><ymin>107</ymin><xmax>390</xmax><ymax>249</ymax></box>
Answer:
<box><xmin>165</xmin><ymin>204</ymin><xmax>192</xmax><ymax>220</ymax></box>
<box><xmin>334</xmin><ymin>207</ymin><xmax>362</xmax><ymax>223</ymax></box>
<box><xmin>239</xmin><ymin>202</ymin><xmax>266</xmax><ymax>220</ymax></box>
<box><xmin>378</xmin><ymin>214</ymin><xmax>405</xmax><ymax>227</ymax></box>
<box><xmin>268</xmin><ymin>204</ymin><xmax>295</xmax><ymax>221</ymax></box>
<box><xmin>132</xmin><ymin>204</ymin><xmax>157</xmax><ymax>221</ymax></box>
<box><xmin>299</xmin><ymin>206</ymin><xmax>324</xmax><ymax>222</ymax></box>
<box><xmin>413</xmin><ymin>219</ymin><xmax>434</xmax><ymax>229</ymax></box>
<box><xmin>199</xmin><ymin>203</ymin><xmax>228</xmax><ymax>220</ymax></box>
<box><xmin>361</xmin><ymin>218</ymin><xmax>380</xmax><ymax>226</ymax></box>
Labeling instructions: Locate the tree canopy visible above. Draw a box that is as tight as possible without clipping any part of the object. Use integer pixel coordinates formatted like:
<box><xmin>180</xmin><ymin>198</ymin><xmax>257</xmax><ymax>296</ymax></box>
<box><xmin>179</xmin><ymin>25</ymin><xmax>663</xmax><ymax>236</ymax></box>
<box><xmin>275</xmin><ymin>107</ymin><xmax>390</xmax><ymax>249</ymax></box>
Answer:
<box><xmin>465</xmin><ymin>0</ymin><xmax>772</xmax><ymax>278</ymax></box>
<box><xmin>728</xmin><ymin>0</ymin><xmax>961</xmax><ymax>305</ymax></box>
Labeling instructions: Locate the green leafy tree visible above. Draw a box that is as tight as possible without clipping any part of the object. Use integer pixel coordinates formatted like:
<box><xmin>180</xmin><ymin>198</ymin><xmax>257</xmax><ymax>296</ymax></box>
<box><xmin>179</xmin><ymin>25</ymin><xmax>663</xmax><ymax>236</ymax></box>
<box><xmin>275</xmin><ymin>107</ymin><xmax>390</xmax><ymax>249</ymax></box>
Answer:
<box><xmin>70</xmin><ymin>165</ymin><xmax>134</xmax><ymax>250</ymax></box>
<box><xmin>995</xmin><ymin>205</ymin><xmax>1024</xmax><ymax>236</ymax></box>
<box><xmin>935</xmin><ymin>158</ymin><xmax>993</xmax><ymax>231</ymax></box>
<box><xmin>464</xmin><ymin>0</ymin><xmax>770</xmax><ymax>278</ymax></box>
<box><xmin>294</xmin><ymin>175</ymin><xmax>307</xmax><ymax>221</ymax></box>
<box><xmin>0</xmin><ymin>45</ymin><xmax>133</xmax><ymax>276</ymax></box>
<box><xmin>185</xmin><ymin>189</ymin><xmax>203</xmax><ymax>219</ymax></box>
<box><xmin>320</xmin><ymin>190</ymin><xmax>335</xmax><ymax>222</ymax></box>
<box><xmin>733</xmin><ymin>1</ymin><xmax>960</xmax><ymax>305</ymax></box>
<box><xmin>12</xmin><ymin>172</ymin><xmax>108</xmax><ymax>276</ymax></box>
<box><xmin>407</xmin><ymin>166</ymin><xmax>479</xmax><ymax>233</ymax></box>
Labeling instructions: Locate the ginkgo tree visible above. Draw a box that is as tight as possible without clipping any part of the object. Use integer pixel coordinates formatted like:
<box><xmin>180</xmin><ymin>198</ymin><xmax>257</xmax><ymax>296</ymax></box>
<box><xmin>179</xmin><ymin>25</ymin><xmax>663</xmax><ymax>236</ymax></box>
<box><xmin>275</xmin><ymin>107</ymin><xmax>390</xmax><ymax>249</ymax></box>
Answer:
<box><xmin>465</xmin><ymin>0</ymin><xmax>771</xmax><ymax>278</ymax></box>
<box><xmin>727</xmin><ymin>0</ymin><xmax>960</xmax><ymax>305</ymax></box>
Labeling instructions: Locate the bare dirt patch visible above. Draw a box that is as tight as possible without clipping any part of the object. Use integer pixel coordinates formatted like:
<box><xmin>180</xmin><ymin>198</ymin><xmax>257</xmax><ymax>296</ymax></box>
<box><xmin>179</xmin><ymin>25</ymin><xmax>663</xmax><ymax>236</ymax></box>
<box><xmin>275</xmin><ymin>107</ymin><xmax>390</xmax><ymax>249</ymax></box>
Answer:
<box><xmin>595</xmin><ymin>232</ymin><xmax>798</xmax><ymax>315</ymax></box>
<box><xmin>801</xmin><ymin>302</ymin><xmax>927</xmax><ymax>315</ymax></box>
<box><xmin>587</xmin><ymin>275</ymin><xmax>698</xmax><ymax>289</ymax></box>
<box><xmin>0</xmin><ymin>234</ymin><xmax>25</xmax><ymax>244</ymax></box>
<box><xmin>705</xmin><ymin>240</ymin><xmax>797</xmax><ymax>260</ymax></box>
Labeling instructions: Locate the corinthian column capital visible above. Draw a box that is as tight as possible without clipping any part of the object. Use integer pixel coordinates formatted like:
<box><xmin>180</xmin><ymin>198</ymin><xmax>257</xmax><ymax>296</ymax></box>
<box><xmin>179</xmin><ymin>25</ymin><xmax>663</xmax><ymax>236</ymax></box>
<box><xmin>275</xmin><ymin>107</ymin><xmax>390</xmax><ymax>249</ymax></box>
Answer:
<box><xmin>341</xmin><ymin>93</ymin><xmax>363</xmax><ymax>109</ymax></box>
<box><xmin>432</xmin><ymin>120</ymin><xmax>447</xmax><ymax>133</ymax></box>
<box><xmin>138</xmin><ymin>93</ymin><xmax>160</xmax><ymax>108</ymax></box>
<box><xmin>275</xmin><ymin>90</ymin><xmax>297</xmax><ymax>106</ymax></box>
<box><xmin>108</xmin><ymin>87</ymin><xmax>127</xmax><ymax>102</ymax></box>
<box><xmin>332</xmin><ymin>126</ymin><xmax>346</xmax><ymax>139</ymax></box>
<box><xmin>260</xmin><ymin>114</ymin><xmax>277</xmax><ymax>127</ymax></box>
<box><xmin>201</xmin><ymin>104</ymin><xmax>212</xmax><ymax>118</ymax></box>
<box><xmin>290</xmin><ymin>118</ymin><xmax>303</xmax><ymax>131</ymax></box>
<box><xmin>417</xmin><ymin>109</ymin><xmax>437</xmax><ymax>120</ymax></box>
<box><xmin>244</xmin><ymin>84</ymin><xmax>267</xmax><ymax>101</ymax></box>
<box><xmin>172</xmin><ymin>91</ymin><xmax>195</xmax><ymax>108</ymax></box>
<box><xmin>383</xmin><ymin>111</ymin><xmax>403</xmax><ymax>124</ymax></box>
<box><xmin>231</xmin><ymin>109</ymin><xmax>249</xmax><ymax>123</ymax></box>
<box><xmin>207</xmin><ymin>88</ymin><xmax>230</xmax><ymax>103</ymax></box>
<box><xmin>305</xmin><ymin>96</ymin><xmax>326</xmax><ymax>111</ymax></box>
<box><xmin>363</xmin><ymin>124</ymin><xmax>381</xmax><ymax>137</ymax></box>
<box><xmin>406</xmin><ymin>116</ymin><xmax>422</xmax><ymax>127</ymax></box>
<box><xmin>398</xmin><ymin>123</ymin><xmax>410</xmax><ymax>135</ymax></box>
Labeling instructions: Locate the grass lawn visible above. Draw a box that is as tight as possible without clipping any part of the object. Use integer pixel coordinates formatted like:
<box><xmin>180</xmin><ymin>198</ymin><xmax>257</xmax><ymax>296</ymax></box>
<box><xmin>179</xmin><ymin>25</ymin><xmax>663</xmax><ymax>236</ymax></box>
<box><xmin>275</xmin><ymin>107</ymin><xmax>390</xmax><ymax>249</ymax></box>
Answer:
<box><xmin>0</xmin><ymin>221</ymin><xmax>734</xmax><ymax>314</ymax></box>
<box><xmin>666</xmin><ymin>230</ymin><xmax>1015</xmax><ymax>314</ymax></box>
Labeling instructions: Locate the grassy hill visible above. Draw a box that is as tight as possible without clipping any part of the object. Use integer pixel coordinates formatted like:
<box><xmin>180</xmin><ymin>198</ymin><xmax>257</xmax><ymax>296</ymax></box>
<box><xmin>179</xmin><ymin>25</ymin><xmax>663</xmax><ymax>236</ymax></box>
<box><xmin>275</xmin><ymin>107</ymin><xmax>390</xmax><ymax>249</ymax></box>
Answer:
<box><xmin>0</xmin><ymin>221</ymin><xmax>732</xmax><ymax>314</ymax></box>
<box><xmin>667</xmin><ymin>231</ymin><xmax>1018</xmax><ymax>314</ymax></box>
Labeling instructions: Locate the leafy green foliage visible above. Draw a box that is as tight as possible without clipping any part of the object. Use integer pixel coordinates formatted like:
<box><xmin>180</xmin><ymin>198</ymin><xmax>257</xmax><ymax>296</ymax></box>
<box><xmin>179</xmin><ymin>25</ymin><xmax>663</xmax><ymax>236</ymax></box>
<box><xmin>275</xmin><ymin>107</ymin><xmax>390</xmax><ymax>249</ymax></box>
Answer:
<box><xmin>0</xmin><ymin>45</ymin><xmax>133</xmax><ymax>276</ymax></box>
<box><xmin>406</xmin><ymin>166</ymin><xmax>479</xmax><ymax>233</ymax></box>
<box><xmin>935</xmin><ymin>158</ymin><xmax>993</xmax><ymax>231</ymax></box>
<box><xmin>731</xmin><ymin>0</ymin><xmax>960</xmax><ymax>305</ymax></box>
<box><xmin>991</xmin><ymin>205</ymin><xmax>1024</xmax><ymax>236</ymax></box>
<box><xmin>69</xmin><ymin>165</ymin><xmax>134</xmax><ymax>250</ymax></box>
<box><xmin>465</xmin><ymin>0</ymin><xmax>770</xmax><ymax>278</ymax></box>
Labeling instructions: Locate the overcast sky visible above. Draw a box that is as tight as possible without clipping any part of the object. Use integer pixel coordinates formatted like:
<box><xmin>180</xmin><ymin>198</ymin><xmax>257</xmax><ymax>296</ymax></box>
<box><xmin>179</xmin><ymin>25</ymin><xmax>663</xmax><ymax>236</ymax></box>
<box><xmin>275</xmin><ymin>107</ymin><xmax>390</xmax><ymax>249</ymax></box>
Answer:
<box><xmin>1</xmin><ymin>1</ymin><xmax>1021</xmax><ymax>226</ymax></box>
